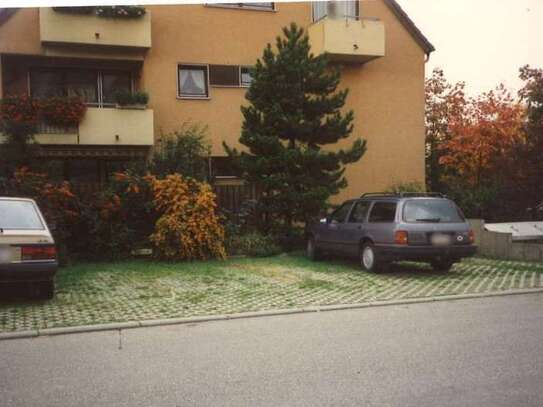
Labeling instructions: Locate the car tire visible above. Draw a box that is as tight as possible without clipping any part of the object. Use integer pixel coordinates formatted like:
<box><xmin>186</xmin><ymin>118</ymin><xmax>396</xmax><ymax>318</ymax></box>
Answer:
<box><xmin>37</xmin><ymin>280</ymin><xmax>55</xmax><ymax>300</ymax></box>
<box><xmin>360</xmin><ymin>242</ymin><xmax>388</xmax><ymax>273</ymax></box>
<box><xmin>431</xmin><ymin>259</ymin><xmax>455</xmax><ymax>272</ymax></box>
<box><xmin>306</xmin><ymin>237</ymin><xmax>322</xmax><ymax>261</ymax></box>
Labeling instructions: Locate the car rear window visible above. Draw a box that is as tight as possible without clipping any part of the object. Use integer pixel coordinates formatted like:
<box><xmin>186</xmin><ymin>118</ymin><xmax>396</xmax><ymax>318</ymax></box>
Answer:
<box><xmin>368</xmin><ymin>202</ymin><xmax>397</xmax><ymax>223</ymax></box>
<box><xmin>0</xmin><ymin>200</ymin><xmax>45</xmax><ymax>230</ymax></box>
<box><xmin>403</xmin><ymin>199</ymin><xmax>465</xmax><ymax>223</ymax></box>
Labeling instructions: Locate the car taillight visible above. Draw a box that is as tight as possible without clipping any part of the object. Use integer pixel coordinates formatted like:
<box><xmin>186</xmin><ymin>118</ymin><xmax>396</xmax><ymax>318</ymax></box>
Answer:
<box><xmin>468</xmin><ymin>229</ymin><xmax>475</xmax><ymax>244</ymax></box>
<box><xmin>21</xmin><ymin>245</ymin><xmax>57</xmax><ymax>261</ymax></box>
<box><xmin>394</xmin><ymin>230</ymin><xmax>409</xmax><ymax>245</ymax></box>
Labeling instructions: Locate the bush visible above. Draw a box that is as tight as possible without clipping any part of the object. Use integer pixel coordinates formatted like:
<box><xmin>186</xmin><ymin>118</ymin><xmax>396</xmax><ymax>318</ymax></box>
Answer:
<box><xmin>226</xmin><ymin>232</ymin><xmax>281</xmax><ymax>257</ymax></box>
<box><xmin>114</xmin><ymin>90</ymin><xmax>149</xmax><ymax>106</ymax></box>
<box><xmin>150</xmin><ymin>123</ymin><xmax>211</xmax><ymax>181</ymax></box>
<box><xmin>149</xmin><ymin>174</ymin><xmax>226</xmax><ymax>260</ymax></box>
<box><xmin>40</xmin><ymin>97</ymin><xmax>87</xmax><ymax>127</ymax></box>
<box><xmin>385</xmin><ymin>181</ymin><xmax>426</xmax><ymax>194</ymax></box>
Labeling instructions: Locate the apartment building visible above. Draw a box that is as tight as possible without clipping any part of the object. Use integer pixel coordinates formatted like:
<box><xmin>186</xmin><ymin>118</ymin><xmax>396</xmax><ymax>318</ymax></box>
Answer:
<box><xmin>0</xmin><ymin>1</ymin><xmax>433</xmax><ymax>203</ymax></box>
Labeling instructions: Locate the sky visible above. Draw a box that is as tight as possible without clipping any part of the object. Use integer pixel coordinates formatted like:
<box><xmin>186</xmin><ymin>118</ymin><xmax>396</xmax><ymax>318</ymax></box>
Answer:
<box><xmin>397</xmin><ymin>0</ymin><xmax>543</xmax><ymax>96</ymax></box>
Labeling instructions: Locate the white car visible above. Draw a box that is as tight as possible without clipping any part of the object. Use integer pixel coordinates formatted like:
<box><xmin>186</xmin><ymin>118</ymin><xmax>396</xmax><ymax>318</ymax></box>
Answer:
<box><xmin>0</xmin><ymin>197</ymin><xmax>58</xmax><ymax>299</ymax></box>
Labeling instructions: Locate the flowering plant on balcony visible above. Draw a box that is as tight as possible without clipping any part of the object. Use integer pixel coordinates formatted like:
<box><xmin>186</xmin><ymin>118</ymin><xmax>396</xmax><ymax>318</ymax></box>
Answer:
<box><xmin>0</xmin><ymin>95</ymin><xmax>40</xmax><ymax>134</ymax></box>
<box><xmin>95</xmin><ymin>6</ymin><xmax>146</xmax><ymax>19</ymax></box>
<box><xmin>39</xmin><ymin>97</ymin><xmax>87</xmax><ymax>128</ymax></box>
<box><xmin>114</xmin><ymin>90</ymin><xmax>149</xmax><ymax>107</ymax></box>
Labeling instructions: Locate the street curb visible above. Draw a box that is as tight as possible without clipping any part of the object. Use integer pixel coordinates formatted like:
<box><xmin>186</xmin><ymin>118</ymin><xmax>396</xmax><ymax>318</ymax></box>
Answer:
<box><xmin>1</xmin><ymin>288</ymin><xmax>542</xmax><ymax>341</ymax></box>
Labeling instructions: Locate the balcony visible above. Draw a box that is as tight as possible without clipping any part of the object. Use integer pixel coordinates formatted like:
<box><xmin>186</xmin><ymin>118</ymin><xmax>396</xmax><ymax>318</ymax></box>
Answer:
<box><xmin>308</xmin><ymin>17</ymin><xmax>385</xmax><ymax>64</ymax></box>
<box><xmin>39</xmin><ymin>7</ymin><xmax>151</xmax><ymax>49</ymax></box>
<box><xmin>34</xmin><ymin>107</ymin><xmax>154</xmax><ymax>146</ymax></box>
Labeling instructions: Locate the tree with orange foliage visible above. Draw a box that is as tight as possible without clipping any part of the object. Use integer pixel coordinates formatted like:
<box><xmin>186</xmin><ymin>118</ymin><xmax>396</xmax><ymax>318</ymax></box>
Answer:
<box><xmin>425</xmin><ymin>68</ymin><xmax>467</xmax><ymax>191</ymax></box>
<box><xmin>439</xmin><ymin>84</ymin><xmax>525</xmax><ymax>189</ymax></box>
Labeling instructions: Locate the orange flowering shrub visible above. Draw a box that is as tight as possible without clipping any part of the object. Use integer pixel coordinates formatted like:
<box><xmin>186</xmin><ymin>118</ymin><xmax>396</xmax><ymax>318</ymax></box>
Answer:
<box><xmin>0</xmin><ymin>95</ymin><xmax>39</xmax><ymax>127</ymax></box>
<box><xmin>149</xmin><ymin>174</ymin><xmax>226</xmax><ymax>260</ymax></box>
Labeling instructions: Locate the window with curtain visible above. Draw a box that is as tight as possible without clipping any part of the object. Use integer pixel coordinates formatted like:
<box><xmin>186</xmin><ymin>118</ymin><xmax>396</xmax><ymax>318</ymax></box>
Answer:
<box><xmin>178</xmin><ymin>65</ymin><xmax>209</xmax><ymax>98</ymax></box>
<box><xmin>30</xmin><ymin>69</ymin><xmax>98</xmax><ymax>103</ymax></box>
<box><xmin>102</xmin><ymin>71</ymin><xmax>132</xmax><ymax>105</ymax></box>
<box><xmin>312</xmin><ymin>1</ymin><xmax>359</xmax><ymax>22</ymax></box>
<box><xmin>240</xmin><ymin>66</ymin><xmax>253</xmax><ymax>87</ymax></box>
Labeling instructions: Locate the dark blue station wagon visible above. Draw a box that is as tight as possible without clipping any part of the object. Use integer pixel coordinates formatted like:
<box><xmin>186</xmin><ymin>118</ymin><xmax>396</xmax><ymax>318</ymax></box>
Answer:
<box><xmin>307</xmin><ymin>193</ymin><xmax>477</xmax><ymax>272</ymax></box>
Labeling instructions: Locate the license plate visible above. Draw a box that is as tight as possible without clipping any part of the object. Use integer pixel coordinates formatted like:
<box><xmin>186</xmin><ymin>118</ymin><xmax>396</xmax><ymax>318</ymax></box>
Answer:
<box><xmin>431</xmin><ymin>233</ymin><xmax>451</xmax><ymax>246</ymax></box>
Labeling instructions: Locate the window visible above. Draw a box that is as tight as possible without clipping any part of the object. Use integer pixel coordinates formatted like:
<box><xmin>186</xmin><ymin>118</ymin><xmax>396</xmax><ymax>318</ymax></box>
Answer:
<box><xmin>212</xmin><ymin>157</ymin><xmax>241</xmax><ymax>178</ymax></box>
<box><xmin>178</xmin><ymin>65</ymin><xmax>209</xmax><ymax>98</ymax></box>
<box><xmin>403</xmin><ymin>199</ymin><xmax>465</xmax><ymax>223</ymax></box>
<box><xmin>0</xmin><ymin>200</ymin><xmax>44</xmax><ymax>230</ymax></box>
<box><xmin>240</xmin><ymin>66</ymin><xmax>253</xmax><ymax>87</ymax></box>
<box><xmin>348</xmin><ymin>201</ymin><xmax>370</xmax><ymax>223</ymax></box>
<box><xmin>29</xmin><ymin>68</ymin><xmax>132</xmax><ymax>106</ymax></box>
<box><xmin>209</xmin><ymin>65</ymin><xmax>240</xmax><ymax>87</ymax></box>
<box><xmin>208</xmin><ymin>65</ymin><xmax>253</xmax><ymax>88</ymax></box>
<box><xmin>330</xmin><ymin>202</ymin><xmax>353</xmax><ymax>223</ymax></box>
<box><xmin>312</xmin><ymin>1</ymin><xmax>359</xmax><ymax>22</ymax></box>
<box><xmin>30</xmin><ymin>68</ymin><xmax>98</xmax><ymax>104</ymax></box>
<box><xmin>102</xmin><ymin>71</ymin><xmax>133</xmax><ymax>105</ymax></box>
<box><xmin>368</xmin><ymin>202</ymin><xmax>397</xmax><ymax>223</ymax></box>
<box><xmin>208</xmin><ymin>2</ymin><xmax>274</xmax><ymax>11</ymax></box>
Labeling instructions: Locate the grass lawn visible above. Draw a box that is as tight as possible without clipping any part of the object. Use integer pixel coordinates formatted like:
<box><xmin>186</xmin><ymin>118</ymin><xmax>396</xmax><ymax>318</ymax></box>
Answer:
<box><xmin>1</xmin><ymin>253</ymin><xmax>542</xmax><ymax>332</ymax></box>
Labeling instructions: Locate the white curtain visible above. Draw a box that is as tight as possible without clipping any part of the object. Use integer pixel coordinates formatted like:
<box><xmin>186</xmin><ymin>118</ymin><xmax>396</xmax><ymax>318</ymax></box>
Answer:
<box><xmin>312</xmin><ymin>1</ymin><xmax>358</xmax><ymax>21</ymax></box>
<box><xmin>180</xmin><ymin>69</ymin><xmax>206</xmax><ymax>95</ymax></box>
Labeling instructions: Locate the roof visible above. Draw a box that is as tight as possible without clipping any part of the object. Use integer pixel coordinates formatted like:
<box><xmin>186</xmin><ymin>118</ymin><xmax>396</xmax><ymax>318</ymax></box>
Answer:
<box><xmin>384</xmin><ymin>0</ymin><xmax>435</xmax><ymax>55</ymax></box>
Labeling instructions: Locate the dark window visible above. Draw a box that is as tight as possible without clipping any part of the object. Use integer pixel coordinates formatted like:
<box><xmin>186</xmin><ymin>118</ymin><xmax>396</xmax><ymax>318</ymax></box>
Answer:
<box><xmin>66</xmin><ymin>159</ymin><xmax>99</xmax><ymax>184</ymax></box>
<box><xmin>102</xmin><ymin>71</ymin><xmax>133</xmax><ymax>105</ymax></box>
<box><xmin>368</xmin><ymin>202</ymin><xmax>397</xmax><ymax>223</ymax></box>
<box><xmin>178</xmin><ymin>65</ymin><xmax>209</xmax><ymax>98</ymax></box>
<box><xmin>209</xmin><ymin>65</ymin><xmax>240</xmax><ymax>87</ymax></box>
<box><xmin>348</xmin><ymin>201</ymin><xmax>370</xmax><ymax>223</ymax></box>
<box><xmin>330</xmin><ymin>202</ymin><xmax>352</xmax><ymax>224</ymax></box>
<box><xmin>403</xmin><ymin>199</ymin><xmax>465</xmax><ymax>223</ymax></box>
<box><xmin>240</xmin><ymin>66</ymin><xmax>253</xmax><ymax>87</ymax></box>
<box><xmin>212</xmin><ymin>157</ymin><xmax>241</xmax><ymax>177</ymax></box>
<box><xmin>30</xmin><ymin>68</ymin><xmax>99</xmax><ymax>103</ymax></box>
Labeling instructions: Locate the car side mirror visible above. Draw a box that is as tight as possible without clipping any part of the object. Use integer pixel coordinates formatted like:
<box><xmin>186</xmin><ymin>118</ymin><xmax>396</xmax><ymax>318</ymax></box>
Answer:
<box><xmin>320</xmin><ymin>217</ymin><xmax>328</xmax><ymax>224</ymax></box>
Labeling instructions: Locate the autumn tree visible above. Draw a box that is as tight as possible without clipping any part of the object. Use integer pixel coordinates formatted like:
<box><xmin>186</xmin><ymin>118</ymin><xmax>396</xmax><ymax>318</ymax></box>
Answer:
<box><xmin>424</xmin><ymin>68</ymin><xmax>466</xmax><ymax>191</ymax></box>
<box><xmin>438</xmin><ymin>84</ymin><xmax>526</xmax><ymax>218</ymax></box>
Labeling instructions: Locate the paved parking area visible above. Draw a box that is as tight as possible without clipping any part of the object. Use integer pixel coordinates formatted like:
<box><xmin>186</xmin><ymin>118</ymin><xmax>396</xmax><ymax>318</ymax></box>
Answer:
<box><xmin>1</xmin><ymin>255</ymin><xmax>542</xmax><ymax>332</ymax></box>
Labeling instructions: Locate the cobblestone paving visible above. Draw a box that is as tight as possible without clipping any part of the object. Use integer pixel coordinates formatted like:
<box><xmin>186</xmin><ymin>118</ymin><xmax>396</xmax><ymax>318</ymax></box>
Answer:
<box><xmin>1</xmin><ymin>255</ymin><xmax>542</xmax><ymax>332</ymax></box>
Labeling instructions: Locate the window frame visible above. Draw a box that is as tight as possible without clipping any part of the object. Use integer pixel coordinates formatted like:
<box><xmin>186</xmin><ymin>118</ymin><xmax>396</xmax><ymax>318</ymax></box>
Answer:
<box><xmin>329</xmin><ymin>201</ymin><xmax>354</xmax><ymax>224</ymax></box>
<box><xmin>177</xmin><ymin>63</ymin><xmax>210</xmax><ymax>100</ymax></box>
<box><xmin>347</xmin><ymin>200</ymin><xmax>371</xmax><ymax>223</ymax></box>
<box><xmin>28</xmin><ymin>67</ymin><xmax>133</xmax><ymax>108</ymax></box>
<box><xmin>311</xmin><ymin>1</ymin><xmax>360</xmax><ymax>23</ymax></box>
<box><xmin>239</xmin><ymin>66</ymin><xmax>253</xmax><ymax>88</ymax></box>
<box><xmin>368</xmin><ymin>201</ymin><xmax>398</xmax><ymax>224</ymax></box>
<box><xmin>209</xmin><ymin>64</ymin><xmax>241</xmax><ymax>88</ymax></box>
<box><xmin>205</xmin><ymin>2</ymin><xmax>275</xmax><ymax>12</ymax></box>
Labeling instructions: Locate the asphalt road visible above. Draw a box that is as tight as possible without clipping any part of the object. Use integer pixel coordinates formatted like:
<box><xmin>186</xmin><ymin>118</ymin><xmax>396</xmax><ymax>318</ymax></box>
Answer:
<box><xmin>1</xmin><ymin>293</ymin><xmax>542</xmax><ymax>407</ymax></box>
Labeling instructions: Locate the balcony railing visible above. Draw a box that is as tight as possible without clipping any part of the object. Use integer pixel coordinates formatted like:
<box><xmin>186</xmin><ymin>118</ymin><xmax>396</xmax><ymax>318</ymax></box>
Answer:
<box><xmin>33</xmin><ymin>107</ymin><xmax>154</xmax><ymax>146</ymax></box>
<box><xmin>308</xmin><ymin>17</ymin><xmax>385</xmax><ymax>64</ymax></box>
<box><xmin>39</xmin><ymin>7</ymin><xmax>151</xmax><ymax>49</ymax></box>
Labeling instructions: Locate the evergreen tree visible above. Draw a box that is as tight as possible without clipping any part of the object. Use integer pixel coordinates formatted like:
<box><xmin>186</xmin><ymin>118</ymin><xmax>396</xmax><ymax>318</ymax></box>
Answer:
<box><xmin>224</xmin><ymin>23</ymin><xmax>366</xmax><ymax>231</ymax></box>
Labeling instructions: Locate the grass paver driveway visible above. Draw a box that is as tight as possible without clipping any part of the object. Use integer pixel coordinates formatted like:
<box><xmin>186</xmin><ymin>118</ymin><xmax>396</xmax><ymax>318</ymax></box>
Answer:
<box><xmin>1</xmin><ymin>254</ymin><xmax>542</xmax><ymax>332</ymax></box>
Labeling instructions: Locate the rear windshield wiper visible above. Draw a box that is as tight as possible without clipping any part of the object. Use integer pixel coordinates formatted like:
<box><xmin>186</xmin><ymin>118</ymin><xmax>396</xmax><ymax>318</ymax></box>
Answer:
<box><xmin>415</xmin><ymin>218</ymin><xmax>441</xmax><ymax>222</ymax></box>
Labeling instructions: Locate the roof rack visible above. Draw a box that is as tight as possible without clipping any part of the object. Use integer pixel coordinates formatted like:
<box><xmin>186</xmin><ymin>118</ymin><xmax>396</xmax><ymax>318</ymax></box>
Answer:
<box><xmin>360</xmin><ymin>192</ymin><xmax>446</xmax><ymax>199</ymax></box>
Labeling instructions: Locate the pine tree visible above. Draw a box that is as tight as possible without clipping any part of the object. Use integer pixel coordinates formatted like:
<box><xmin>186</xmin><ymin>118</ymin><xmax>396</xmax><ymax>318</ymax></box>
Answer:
<box><xmin>224</xmin><ymin>23</ymin><xmax>366</xmax><ymax>231</ymax></box>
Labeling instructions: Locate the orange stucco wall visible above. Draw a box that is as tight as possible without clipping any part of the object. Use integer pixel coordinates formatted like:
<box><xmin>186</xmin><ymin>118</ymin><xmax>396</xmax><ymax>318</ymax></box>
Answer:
<box><xmin>0</xmin><ymin>1</ymin><xmax>427</xmax><ymax>202</ymax></box>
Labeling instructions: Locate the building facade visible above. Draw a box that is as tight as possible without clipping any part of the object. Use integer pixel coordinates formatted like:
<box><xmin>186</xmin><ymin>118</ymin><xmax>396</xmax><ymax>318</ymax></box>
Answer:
<box><xmin>0</xmin><ymin>1</ymin><xmax>433</xmax><ymax>203</ymax></box>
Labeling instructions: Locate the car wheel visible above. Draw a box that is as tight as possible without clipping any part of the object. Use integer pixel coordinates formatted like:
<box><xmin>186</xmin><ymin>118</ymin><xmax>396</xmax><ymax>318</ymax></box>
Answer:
<box><xmin>37</xmin><ymin>280</ymin><xmax>55</xmax><ymax>300</ymax></box>
<box><xmin>306</xmin><ymin>237</ymin><xmax>322</xmax><ymax>261</ymax></box>
<box><xmin>431</xmin><ymin>259</ymin><xmax>455</xmax><ymax>272</ymax></box>
<box><xmin>360</xmin><ymin>242</ymin><xmax>387</xmax><ymax>273</ymax></box>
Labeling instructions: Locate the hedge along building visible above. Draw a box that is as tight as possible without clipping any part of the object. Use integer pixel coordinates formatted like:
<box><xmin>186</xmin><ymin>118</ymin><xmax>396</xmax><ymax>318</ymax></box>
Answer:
<box><xmin>0</xmin><ymin>1</ymin><xmax>434</xmax><ymax>204</ymax></box>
